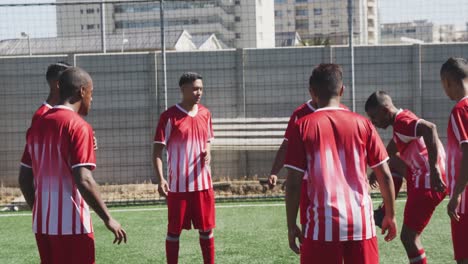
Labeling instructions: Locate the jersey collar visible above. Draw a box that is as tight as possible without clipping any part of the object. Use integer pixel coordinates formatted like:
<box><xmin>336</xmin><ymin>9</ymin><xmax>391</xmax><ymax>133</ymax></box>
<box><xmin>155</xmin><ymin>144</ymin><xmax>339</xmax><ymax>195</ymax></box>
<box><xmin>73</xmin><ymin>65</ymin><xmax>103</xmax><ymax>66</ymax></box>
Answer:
<box><xmin>54</xmin><ymin>105</ymin><xmax>75</xmax><ymax>112</ymax></box>
<box><xmin>306</xmin><ymin>100</ymin><xmax>316</xmax><ymax>111</ymax></box>
<box><xmin>459</xmin><ymin>96</ymin><xmax>468</xmax><ymax>103</ymax></box>
<box><xmin>43</xmin><ymin>101</ymin><xmax>53</xmax><ymax>109</ymax></box>
<box><xmin>176</xmin><ymin>103</ymin><xmax>198</xmax><ymax>117</ymax></box>
<box><xmin>314</xmin><ymin>106</ymin><xmax>347</xmax><ymax>112</ymax></box>
<box><xmin>395</xmin><ymin>108</ymin><xmax>404</xmax><ymax>117</ymax></box>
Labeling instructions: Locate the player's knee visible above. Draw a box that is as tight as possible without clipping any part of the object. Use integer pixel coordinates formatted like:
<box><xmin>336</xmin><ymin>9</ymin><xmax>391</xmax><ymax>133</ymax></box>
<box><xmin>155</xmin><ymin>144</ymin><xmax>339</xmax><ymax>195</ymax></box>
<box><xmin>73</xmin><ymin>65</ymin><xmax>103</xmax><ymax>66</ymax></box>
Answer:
<box><xmin>199</xmin><ymin>229</ymin><xmax>213</xmax><ymax>240</ymax></box>
<box><xmin>166</xmin><ymin>232</ymin><xmax>180</xmax><ymax>241</ymax></box>
<box><xmin>400</xmin><ymin>230</ymin><xmax>416</xmax><ymax>246</ymax></box>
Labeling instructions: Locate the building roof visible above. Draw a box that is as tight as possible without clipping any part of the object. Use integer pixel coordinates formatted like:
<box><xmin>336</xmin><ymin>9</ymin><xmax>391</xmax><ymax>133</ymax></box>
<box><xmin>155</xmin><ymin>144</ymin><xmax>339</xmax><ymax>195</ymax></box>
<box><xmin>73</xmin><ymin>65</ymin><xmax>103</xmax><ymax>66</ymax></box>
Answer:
<box><xmin>275</xmin><ymin>32</ymin><xmax>303</xmax><ymax>47</ymax></box>
<box><xmin>0</xmin><ymin>30</ymin><xmax>228</xmax><ymax>56</ymax></box>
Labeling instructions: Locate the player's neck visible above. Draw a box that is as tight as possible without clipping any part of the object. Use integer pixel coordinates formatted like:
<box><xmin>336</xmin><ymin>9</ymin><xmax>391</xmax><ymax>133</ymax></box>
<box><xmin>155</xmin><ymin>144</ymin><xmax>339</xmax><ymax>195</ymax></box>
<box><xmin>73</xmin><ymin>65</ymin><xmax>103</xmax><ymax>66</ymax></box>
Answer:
<box><xmin>179</xmin><ymin>101</ymin><xmax>197</xmax><ymax>112</ymax></box>
<box><xmin>389</xmin><ymin>107</ymin><xmax>399</xmax><ymax>125</ymax></box>
<box><xmin>59</xmin><ymin>101</ymin><xmax>80</xmax><ymax>113</ymax></box>
<box><xmin>45</xmin><ymin>94</ymin><xmax>60</xmax><ymax>106</ymax></box>
<box><xmin>316</xmin><ymin>97</ymin><xmax>340</xmax><ymax>108</ymax></box>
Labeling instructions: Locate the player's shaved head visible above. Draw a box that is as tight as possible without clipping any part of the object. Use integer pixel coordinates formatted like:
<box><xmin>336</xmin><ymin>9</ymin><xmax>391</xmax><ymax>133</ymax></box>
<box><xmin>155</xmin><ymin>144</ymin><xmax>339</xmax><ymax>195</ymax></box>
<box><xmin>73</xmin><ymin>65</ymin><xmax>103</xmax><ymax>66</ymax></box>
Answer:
<box><xmin>46</xmin><ymin>61</ymin><xmax>71</xmax><ymax>82</ymax></box>
<box><xmin>440</xmin><ymin>57</ymin><xmax>468</xmax><ymax>82</ymax></box>
<box><xmin>365</xmin><ymin>91</ymin><xmax>394</xmax><ymax>112</ymax></box>
<box><xmin>59</xmin><ymin>67</ymin><xmax>92</xmax><ymax>101</ymax></box>
<box><xmin>309</xmin><ymin>63</ymin><xmax>343</xmax><ymax>100</ymax></box>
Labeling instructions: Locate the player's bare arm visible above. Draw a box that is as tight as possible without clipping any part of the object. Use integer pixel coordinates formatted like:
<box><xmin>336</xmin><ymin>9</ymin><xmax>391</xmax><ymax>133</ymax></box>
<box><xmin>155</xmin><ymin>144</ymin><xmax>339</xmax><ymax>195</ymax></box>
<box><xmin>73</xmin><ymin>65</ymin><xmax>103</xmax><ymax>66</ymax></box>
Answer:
<box><xmin>372</xmin><ymin>162</ymin><xmax>397</xmax><ymax>242</ymax></box>
<box><xmin>268</xmin><ymin>140</ymin><xmax>288</xmax><ymax>189</ymax></box>
<box><xmin>73</xmin><ymin>166</ymin><xmax>127</xmax><ymax>244</ymax></box>
<box><xmin>18</xmin><ymin>166</ymin><xmax>35</xmax><ymax>209</ymax></box>
<box><xmin>416</xmin><ymin>119</ymin><xmax>446</xmax><ymax>192</ymax></box>
<box><xmin>152</xmin><ymin>143</ymin><xmax>169</xmax><ymax>197</ymax></box>
<box><xmin>285</xmin><ymin>168</ymin><xmax>304</xmax><ymax>254</ymax></box>
<box><xmin>448</xmin><ymin>144</ymin><xmax>468</xmax><ymax>222</ymax></box>
<box><xmin>204</xmin><ymin>142</ymin><xmax>211</xmax><ymax>165</ymax></box>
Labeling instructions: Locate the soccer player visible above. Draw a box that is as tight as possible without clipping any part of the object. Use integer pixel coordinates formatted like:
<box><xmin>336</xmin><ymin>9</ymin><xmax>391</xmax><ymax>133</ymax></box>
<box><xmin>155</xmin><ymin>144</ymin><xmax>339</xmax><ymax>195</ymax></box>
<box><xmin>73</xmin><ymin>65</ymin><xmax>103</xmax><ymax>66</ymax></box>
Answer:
<box><xmin>31</xmin><ymin>62</ymin><xmax>71</xmax><ymax>124</ymax></box>
<box><xmin>269</xmin><ymin>99</ymin><xmax>318</xmax><ymax>228</ymax></box>
<box><xmin>153</xmin><ymin>72</ymin><xmax>215</xmax><ymax>264</ymax></box>
<box><xmin>285</xmin><ymin>63</ymin><xmax>397</xmax><ymax>264</ymax></box>
<box><xmin>440</xmin><ymin>57</ymin><xmax>468</xmax><ymax>264</ymax></box>
<box><xmin>269</xmin><ymin>99</ymin><xmax>348</xmax><ymax>228</ymax></box>
<box><xmin>365</xmin><ymin>91</ymin><xmax>447</xmax><ymax>264</ymax></box>
<box><xmin>18</xmin><ymin>67</ymin><xmax>127</xmax><ymax>264</ymax></box>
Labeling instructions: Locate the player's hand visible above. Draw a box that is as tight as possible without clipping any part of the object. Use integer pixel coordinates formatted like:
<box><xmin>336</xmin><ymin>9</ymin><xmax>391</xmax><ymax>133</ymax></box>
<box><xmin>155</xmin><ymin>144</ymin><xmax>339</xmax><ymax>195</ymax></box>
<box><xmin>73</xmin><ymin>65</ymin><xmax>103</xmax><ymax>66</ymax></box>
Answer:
<box><xmin>430</xmin><ymin>167</ymin><xmax>446</xmax><ymax>193</ymax></box>
<box><xmin>447</xmin><ymin>195</ymin><xmax>461</xmax><ymax>221</ymax></box>
<box><xmin>202</xmin><ymin>151</ymin><xmax>211</xmax><ymax>166</ymax></box>
<box><xmin>268</xmin><ymin>174</ymin><xmax>278</xmax><ymax>189</ymax></box>
<box><xmin>158</xmin><ymin>179</ymin><xmax>170</xmax><ymax>197</ymax></box>
<box><xmin>381</xmin><ymin>215</ymin><xmax>397</xmax><ymax>242</ymax></box>
<box><xmin>104</xmin><ymin>217</ymin><xmax>127</xmax><ymax>245</ymax></box>
<box><xmin>368</xmin><ymin>172</ymin><xmax>378</xmax><ymax>189</ymax></box>
<box><xmin>288</xmin><ymin>225</ymin><xmax>303</xmax><ymax>254</ymax></box>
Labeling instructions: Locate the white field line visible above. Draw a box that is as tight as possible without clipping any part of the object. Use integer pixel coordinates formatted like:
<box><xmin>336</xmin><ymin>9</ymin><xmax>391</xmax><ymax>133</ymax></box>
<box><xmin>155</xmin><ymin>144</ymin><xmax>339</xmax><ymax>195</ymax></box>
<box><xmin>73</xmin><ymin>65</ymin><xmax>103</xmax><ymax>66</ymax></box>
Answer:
<box><xmin>0</xmin><ymin>198</ymin><xmax>447</xmax><ymax>218</ymax></box>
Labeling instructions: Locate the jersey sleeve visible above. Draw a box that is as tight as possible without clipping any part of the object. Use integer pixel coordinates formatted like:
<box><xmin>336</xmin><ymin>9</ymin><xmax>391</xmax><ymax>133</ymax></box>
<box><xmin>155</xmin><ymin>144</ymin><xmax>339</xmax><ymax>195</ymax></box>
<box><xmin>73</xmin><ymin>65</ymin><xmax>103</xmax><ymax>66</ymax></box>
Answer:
<box><xmin>366</xmin><ymin>121</ymin><xmax>389</xmax><ymax>168</ymax></box>
<box><xmin>207</xmin><ymin>112</ymin><xmax>214</xmax><ymax>142</ymax></box>
<box><xmin>284</xmin><ymin>122</ymin><xmax>307</xmax><ymax>172</ymax></box>
<box><xmin>283</xmin><ymin>113</ymin><xmax>297</xmax><ymax>141</ymax></box>
<box><xmin>393</xmin><ymin>111</ymin><xmax>420</xmax><ymax>139</ymax></box>
<box><xmin>20</xmin><ymin>144</ymin><xmax>32</xmax><ymax>168</ymax></box>
<box><xmin>70</xmin><ymin>123</ymin><xmax>96</xmax><ymax>170</ymax></box>
<box><xmin>154</xmin><ymin>112</ymin><xmax>171</xmax><ymax>145</ymax></box>
<box><xmin>451</xmin><ymin>107</ymin><xmax>468</xmax><ymax>145</ymax></box>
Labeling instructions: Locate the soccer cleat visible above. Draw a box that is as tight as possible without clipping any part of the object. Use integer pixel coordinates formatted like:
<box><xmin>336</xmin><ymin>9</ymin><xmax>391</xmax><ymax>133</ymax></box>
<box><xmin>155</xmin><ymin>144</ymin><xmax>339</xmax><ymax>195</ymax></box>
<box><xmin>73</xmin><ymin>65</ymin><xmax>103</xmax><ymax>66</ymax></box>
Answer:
<box><xmin>374</xmin><ymin>204</ymin><xmax>385</xmax><ymax>229</ymax></box>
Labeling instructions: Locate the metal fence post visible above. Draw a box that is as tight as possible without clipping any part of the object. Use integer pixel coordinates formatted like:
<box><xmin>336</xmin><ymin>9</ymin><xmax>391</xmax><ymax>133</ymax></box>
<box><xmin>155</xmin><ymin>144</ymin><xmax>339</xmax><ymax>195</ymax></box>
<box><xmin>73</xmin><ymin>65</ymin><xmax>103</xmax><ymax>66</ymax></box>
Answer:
<box><xmin>160</xmin><ymin>0</ymin><xmax>168</xmax><ymax>111</ymax></box>
<box><xmin>348</xmin><ymin>0</ymin><xmax>356</xmax><ymax>112</ymax></box>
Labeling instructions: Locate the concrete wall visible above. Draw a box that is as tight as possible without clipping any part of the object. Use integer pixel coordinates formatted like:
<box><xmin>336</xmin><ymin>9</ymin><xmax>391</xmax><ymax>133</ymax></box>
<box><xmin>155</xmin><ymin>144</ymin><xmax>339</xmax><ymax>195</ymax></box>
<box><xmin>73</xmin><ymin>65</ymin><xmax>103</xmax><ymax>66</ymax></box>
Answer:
<box><xmin>1</xmin><ymin>43</ymin><xmax>467</xmax><ymax>186</ymax></box>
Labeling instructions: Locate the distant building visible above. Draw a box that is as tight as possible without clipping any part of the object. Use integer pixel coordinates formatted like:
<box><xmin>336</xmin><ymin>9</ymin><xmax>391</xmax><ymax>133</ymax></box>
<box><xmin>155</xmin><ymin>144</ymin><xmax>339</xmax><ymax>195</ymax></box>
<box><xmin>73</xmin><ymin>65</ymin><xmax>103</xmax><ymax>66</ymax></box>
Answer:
<box><xmin>0</xmin><ymin>30</ymin><xmax>226</xmax><ymax>56</ymax></box>
<box><xmin>275</xmin><ymin>31</ymin><xmax>303</xmax><ymax>47</ymax></box>
<box><xmin>274</xmin><ymin>0</ymin><xmax>379</xmax><ymax>45</ymax></box>
<box><xmin>55</xmin><ymin>0</ymin><xmax>275</xmax><ymax>49</ymax></box>
<box><xmin>380</xmin><ymin>20</ymin><xmax>458</xmax><ymax>44</ymax></box>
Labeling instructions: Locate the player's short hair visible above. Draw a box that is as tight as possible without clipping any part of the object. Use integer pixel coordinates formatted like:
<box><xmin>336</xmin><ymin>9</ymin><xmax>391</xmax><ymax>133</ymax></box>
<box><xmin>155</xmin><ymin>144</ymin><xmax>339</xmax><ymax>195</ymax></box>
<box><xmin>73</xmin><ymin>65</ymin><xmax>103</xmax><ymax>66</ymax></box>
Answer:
<box><xmin>309</xmin><ymin>63</ymin><xmax>343</xmax><ymax>100</ymax></box>
<box><xmin>59</xmin><ymin>67</ymin><xmax>91</xmax><ymax>101</ymax></box>
<box><xmin>179</xmin><ymin>72</ymin><xmax>203</xmax><ymax>87</ymax></box>
<box><xmin>365</xmin><ymin>91</ymin><xmax>391</xmax><ymax>112</ymax></box>
<box><xmin>46</xmin><ymin>61</ymin><xmax>71</xmax><ymax>82</ymax></box>
<box><xmin>440</xmin><ymin>57</ymin><xmax>468</xmax><ymax>81</ymax></box>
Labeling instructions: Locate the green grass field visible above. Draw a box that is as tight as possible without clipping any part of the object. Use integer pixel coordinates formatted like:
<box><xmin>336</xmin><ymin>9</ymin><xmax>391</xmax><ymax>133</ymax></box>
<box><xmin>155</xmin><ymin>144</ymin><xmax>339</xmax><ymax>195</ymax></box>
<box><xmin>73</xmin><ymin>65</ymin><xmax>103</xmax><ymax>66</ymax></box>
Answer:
<box><xmin>0</xmin><ymin>199</ymin><xmax>454</xmax><ymax>264</ymax></box>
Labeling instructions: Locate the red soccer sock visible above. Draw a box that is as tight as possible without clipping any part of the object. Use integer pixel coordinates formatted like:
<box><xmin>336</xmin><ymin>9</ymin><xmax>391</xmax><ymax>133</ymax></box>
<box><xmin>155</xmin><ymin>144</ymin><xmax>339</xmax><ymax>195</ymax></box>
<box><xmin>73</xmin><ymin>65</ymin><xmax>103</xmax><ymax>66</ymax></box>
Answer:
<box><xmin>408</xmin><ymin>249</ymin><xmax>427</xmax><ymax>264</ymax></box>
<box><xmin>166</xmin><ymin>234</ymin><xmax>180</xmax><ymax>264</ymax></box>
<box><xmin>199</xmin><ymin>231</ymin><xmax>215</xmax><ymax>264</ymax></box>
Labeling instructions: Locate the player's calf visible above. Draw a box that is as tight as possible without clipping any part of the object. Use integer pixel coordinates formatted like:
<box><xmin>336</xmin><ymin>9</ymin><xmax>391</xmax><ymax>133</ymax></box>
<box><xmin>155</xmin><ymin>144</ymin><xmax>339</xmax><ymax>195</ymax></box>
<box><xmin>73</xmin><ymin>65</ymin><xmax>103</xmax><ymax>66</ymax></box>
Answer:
<box><xmin>199</xmin><ymin>230</ymin><xmax>214</xmax><ymax>264</ymax></box>
<box><xmin>166</xmin><ymin>232</ymin><xmax>180</xmax><ymax>264</ymax></box>
<box><xmin>400</xmin><ymin>226</ymin><xmax>426</xmax><ymax>264</ymax></box>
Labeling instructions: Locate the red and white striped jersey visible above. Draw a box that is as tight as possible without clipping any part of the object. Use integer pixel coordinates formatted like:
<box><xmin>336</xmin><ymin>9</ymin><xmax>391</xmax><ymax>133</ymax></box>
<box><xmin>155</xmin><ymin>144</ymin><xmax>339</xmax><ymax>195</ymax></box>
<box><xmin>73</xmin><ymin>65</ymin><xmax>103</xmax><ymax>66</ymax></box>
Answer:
<box><xmin>447</xmin><ymin>96</ymin><xmax>468</xmax><ymax>214</ymax></box>
<box><xmin>284</xmin><ymin>101</ymin><xmax>349</xmax><ymax>141</ymax></box>
<box><xmin>154</xmin><ymin>104</ymin><xmax>214</xmax><ymax>193</ymax></box>
<box><xmin>31</xmin><ymin>102</ymin><xmax>52</xmax><ymax>125</ymax></box>
<box><xmin>284</xmin><ymin>100</ymin><xmax>316</xmax><ymax>141</ymax></box>
<box><xmin>21</xmin><ymin>105</ymin><xmax>96</xmax><ymax>235</ymax></box>
<box><xmin>392</xmin><ymin>109</ymin><xmax>446</xmax><ymax>191</ymax></box>
<box><xmin>285</xmin><ymin>107</ymin><xmax>388</xmax><ymax>242</ymax></box>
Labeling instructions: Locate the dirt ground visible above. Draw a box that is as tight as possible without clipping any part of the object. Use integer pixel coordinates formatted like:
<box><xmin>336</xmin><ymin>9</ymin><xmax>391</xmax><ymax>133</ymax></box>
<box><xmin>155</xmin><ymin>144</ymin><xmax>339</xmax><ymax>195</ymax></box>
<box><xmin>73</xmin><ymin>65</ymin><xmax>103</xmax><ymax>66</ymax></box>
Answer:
<box><xmin>0</xmin><ymin>180</ymin><xmax>285</xmax><ymax>206</ymax></box>
<box><xmin>1</xmin><ymin>179</ymin><xmax>406</xmax><ymax>206</ymax></box>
